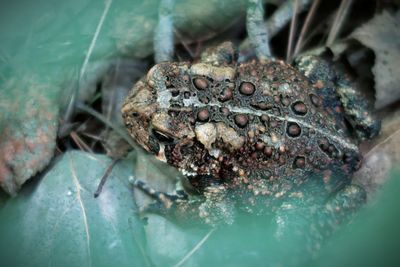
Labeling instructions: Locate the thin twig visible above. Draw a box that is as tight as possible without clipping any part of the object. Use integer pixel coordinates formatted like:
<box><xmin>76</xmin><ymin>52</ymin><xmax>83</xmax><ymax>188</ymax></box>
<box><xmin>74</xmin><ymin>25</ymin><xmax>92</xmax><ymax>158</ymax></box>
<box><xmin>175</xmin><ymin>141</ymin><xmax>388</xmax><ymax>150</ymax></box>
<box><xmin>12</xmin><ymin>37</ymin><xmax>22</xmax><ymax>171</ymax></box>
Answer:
<box><xmin>174</xmin><ymin>29</ymin><xmax>196</xmax><ymax>59</ymax></box>
<box><xmin>286</xmin><ymin>0</ymin><xmax>299</xmax><ymax>62</ymax></box>
<box><xmin>80</xmin><ymin>0</ymin><xmax>112</xmax><ymax>80</ymax></box>
<box><xmin>326</xmin><ymin>0</ymin><xmax>354</xmax><ymax>46</ymax></box>
<box><xmin>173</xmin><ymin>228</ymin><xmax>216</xmax><ymax>267</ymax></box>
<box><xmin>80</xmin><ymin>132</ymin><xmax>103</xmax><ymax>142</ymax></box>
<box><xmin>94</xmin><ymin>158</ymin><xmax>119</xmax><ymax>198</ymax></box>
<box><xmin>70</xmin><ymin>131</ymin><xmax>93</xmax><ymax>153</ymax></box>
<box><xmin>267</xmin><ymin>0</ymin><xmax>311</xmax><ymax>37</ymax></box>
<box><xmin>104</xmin><ymin>59</ymin><xmax>121</xmax><ymax>126</ymax></box>
<box><xmin>293</xmin><ymin>0</ymin><xmax>320</xmax><ymax>56</ymax></box>
<box><xmin>75</xmin><ymin>102</ymin><xmax>138</xmax><ymax>149</ymax></box>
<box><xmin>240</xmin><ymin>0</ymin><xmax>312</xmax><ymax>56</ymax></box>
<box><xmin>296</xmin><ymin>12</ymin><xmax>334</xmax><ymax>55</ymax></box>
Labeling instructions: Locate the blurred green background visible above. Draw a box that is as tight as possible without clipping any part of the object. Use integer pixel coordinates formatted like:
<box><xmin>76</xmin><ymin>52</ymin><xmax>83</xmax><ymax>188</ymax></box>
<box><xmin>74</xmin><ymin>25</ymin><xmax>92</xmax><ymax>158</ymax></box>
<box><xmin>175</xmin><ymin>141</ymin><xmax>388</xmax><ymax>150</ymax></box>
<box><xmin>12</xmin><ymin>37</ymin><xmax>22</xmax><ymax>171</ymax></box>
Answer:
<box><xmin>0</xmin><ymin>0</ymin><xmax>399</xmax><ymax>266</ymax></box>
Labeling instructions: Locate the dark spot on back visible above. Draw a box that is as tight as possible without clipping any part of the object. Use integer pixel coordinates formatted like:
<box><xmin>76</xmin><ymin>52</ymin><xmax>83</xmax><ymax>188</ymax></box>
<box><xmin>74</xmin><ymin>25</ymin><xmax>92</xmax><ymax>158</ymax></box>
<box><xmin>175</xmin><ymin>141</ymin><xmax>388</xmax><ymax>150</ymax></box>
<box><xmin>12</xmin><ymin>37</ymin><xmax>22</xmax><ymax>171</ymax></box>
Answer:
<box><xmin>291</xmin><ymin>101</ymin><xmax>308</xmax><ymax>115</ymax></box>
<box><xmin>286</xmin><ymin>122</ymin><xmax>301</xmax><ymax>137</ymax></box>
<box><xmin>293</xmin><ymin>156</ymin><xmax>305</xmax><ymax>168</ymax></box>
<box><xmin>197</xmin><ymin>108</ymin><xmax>210</xmax><ymax>122</ymax></box>
<box><xmin>239</xmin><ymin>82</ymin><xmax>255</xmax><ymax>95</ymax></box>
<box><xmin>310</xmin><ymin>93</ymin><xmax>322</xmax><ymax>107</ymax></box>
<box><xmin>219</xmin><ymin>88</ymin><xmax>233</xmax><ymax>102</ymax></box>
<box><xmin>234</xmin><ymin>114</ymin><xmax>248</xmax><ymax>128</ymax></box>
<box><xmin>193</xmin><ymin>77</ymin><xmax>208</xmax><ymax>90</ymax></box>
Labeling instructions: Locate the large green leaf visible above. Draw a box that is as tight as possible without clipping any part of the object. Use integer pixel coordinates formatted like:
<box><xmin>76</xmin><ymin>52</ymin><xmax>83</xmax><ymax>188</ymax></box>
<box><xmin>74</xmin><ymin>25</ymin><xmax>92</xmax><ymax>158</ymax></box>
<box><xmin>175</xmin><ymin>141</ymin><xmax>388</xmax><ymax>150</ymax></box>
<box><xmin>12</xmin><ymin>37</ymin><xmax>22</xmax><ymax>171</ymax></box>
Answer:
<box><xmin>1</xmin><ymin>151</ymin><xmax>399</xmax><ymax>266</ymax></box>
<box><xmin>0</xmin><ymin>151</ymin><xmax>149</xmax><ymax>267</ymax></box>
<box><xmin>311</xmin><ymin>169</ymin><xmax>400</xmax><ymax>267</ymax></box>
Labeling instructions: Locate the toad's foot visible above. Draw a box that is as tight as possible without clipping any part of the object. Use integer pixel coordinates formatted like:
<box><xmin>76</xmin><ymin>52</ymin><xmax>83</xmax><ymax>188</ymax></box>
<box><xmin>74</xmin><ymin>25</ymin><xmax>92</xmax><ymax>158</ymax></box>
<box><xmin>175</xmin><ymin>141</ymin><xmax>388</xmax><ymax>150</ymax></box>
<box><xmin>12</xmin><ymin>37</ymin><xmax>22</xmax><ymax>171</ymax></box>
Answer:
<box><xmin>131</xmin><ymin>177</ymin><xmax>235</xmax><ymax>226</ymax></box>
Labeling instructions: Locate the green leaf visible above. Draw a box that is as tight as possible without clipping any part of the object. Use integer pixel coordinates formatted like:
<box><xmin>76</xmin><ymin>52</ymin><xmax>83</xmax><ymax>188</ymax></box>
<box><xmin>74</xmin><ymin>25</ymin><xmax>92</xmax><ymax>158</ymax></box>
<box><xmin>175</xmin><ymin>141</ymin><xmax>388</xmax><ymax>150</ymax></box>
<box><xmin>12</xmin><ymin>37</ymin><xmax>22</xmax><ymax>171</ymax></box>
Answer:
<box><xmin>311</xmin><ymin>169</ymin><xmax>400</xmax><ymax>267</ymax></box>
<box><xmin>0</xmin><ymin>151</ymin><xmax>149</xmax><ymax>267</ymax></box>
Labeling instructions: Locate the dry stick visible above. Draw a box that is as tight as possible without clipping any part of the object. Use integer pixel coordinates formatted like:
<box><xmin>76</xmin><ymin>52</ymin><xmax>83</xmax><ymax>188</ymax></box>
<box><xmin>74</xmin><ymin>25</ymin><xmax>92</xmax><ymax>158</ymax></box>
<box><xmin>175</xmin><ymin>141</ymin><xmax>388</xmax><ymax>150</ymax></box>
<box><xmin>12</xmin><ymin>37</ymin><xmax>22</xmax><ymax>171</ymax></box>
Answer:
<box><xmin>80</xmin><ymin>132</ymin><xmax>103</xmax><ymax>142</ymax></box>
<box><xmin>286</xmin><ymin>0</ymin><xmax>299</xmax><ymax>62</ymax></box>
<box><xmin>70</xmin><ymin>131</ymin><xmax>93</xmax><ymax>153</ymax></box>
<box><xmin>247</xmin><ymin>0</ymin><xmax>272</xmax><ymax>60</ymax></box>
<box><xmin>293</xmin><ymin>0</ymin><xmax>320</xmax><ymax>57</ymax></box>
<box><xmin>326</xmin><ymin>0</ymin><xmax>354</xmax><ymax>46</ymax></box>
<box><xmin>174</xmin><ymin>29</ymin><xmax>196</xmax><ymax>59</ymax></box>
<box><xmin>154</xmin><ymin>0</ymin><xmax>175</xmax><ymax>62</ymax></box>
<box><xmin>94</xmin><ymin>158</ymin><xmax>119</xmax><ymax>198</ymax></box>
<box><xmin>240</xmin><ymin>0</ymin><xmax>311</xmax><ymax>54</ymax></box>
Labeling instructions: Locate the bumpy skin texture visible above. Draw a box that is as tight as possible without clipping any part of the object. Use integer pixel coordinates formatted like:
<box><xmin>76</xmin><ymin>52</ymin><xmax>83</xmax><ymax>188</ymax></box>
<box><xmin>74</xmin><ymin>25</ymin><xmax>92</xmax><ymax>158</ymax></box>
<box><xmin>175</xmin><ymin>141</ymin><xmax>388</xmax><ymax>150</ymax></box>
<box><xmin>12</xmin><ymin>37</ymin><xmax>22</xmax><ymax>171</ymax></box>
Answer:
<box><xmin>122</xmin><ymin>42</ymin><xmax>379</xmax><ymax>225</ymax></box>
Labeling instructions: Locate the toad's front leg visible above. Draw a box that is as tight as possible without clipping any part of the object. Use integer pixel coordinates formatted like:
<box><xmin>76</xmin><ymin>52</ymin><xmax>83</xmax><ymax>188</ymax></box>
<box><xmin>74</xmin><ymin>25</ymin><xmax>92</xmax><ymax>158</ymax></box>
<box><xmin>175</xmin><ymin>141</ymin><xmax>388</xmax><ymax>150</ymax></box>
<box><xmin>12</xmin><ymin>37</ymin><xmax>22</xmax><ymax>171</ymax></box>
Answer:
<box><xmin>131</xmin><ymin>177</ymin><xmax>235</xmax><ymax>226</ymax></box>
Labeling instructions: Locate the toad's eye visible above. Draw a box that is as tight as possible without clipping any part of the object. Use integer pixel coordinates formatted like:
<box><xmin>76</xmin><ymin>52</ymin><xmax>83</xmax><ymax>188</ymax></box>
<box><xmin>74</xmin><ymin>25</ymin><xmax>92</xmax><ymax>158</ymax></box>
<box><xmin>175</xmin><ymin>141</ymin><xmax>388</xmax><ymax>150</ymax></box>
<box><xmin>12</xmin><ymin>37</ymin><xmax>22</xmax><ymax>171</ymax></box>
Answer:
<box><xmin>152</xmin><ymin>129</ymin><xmax>174</xmax><ymax>143</ymax></box>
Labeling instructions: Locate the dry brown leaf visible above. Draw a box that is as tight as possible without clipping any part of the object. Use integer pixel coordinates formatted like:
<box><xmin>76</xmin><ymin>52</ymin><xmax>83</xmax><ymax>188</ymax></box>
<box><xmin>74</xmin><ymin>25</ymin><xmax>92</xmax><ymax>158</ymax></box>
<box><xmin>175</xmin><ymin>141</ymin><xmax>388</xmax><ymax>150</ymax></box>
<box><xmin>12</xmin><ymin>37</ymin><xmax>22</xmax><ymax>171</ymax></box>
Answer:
<box><xmin>353</xmin><ymin>109</ymin><xmax>400</xmax><ymax>194</ymax></box>
<box><xmin>351</xmin><ymin>11</ymin><xmax>400</xmax><ymax>109</ymax></box>
<box><xmin>0</xmin><ymin>77</ymin><xmax>58</xmax><ymax>196</ymax></box>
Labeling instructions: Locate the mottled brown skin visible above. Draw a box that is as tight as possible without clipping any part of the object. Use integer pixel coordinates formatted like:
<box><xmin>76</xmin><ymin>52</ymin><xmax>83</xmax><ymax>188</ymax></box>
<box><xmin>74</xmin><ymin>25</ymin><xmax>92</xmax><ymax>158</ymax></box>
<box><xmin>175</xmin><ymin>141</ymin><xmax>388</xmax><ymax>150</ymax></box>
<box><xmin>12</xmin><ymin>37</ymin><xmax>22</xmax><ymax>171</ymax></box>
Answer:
<box><xmin>122</xmin><ymin>42</ymin><xmax>379</xmax><ymax>225</ymax></box>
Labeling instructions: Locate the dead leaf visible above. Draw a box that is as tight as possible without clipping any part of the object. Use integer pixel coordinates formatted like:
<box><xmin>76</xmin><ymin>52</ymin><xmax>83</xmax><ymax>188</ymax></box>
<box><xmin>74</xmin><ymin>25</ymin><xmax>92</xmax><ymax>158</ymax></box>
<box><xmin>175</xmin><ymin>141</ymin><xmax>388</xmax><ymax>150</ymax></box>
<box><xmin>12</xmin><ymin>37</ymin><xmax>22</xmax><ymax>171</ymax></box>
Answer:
<box><xmin>0</xmin><ymin>77</ymin><xmax>58</xmax><ymax>196</ymax></box>
<box><xmin>353</xmin><ymin>109</ymin><xmax>400</xmax><ymax>194</ymax></box>
<box><xmin>0</xmin><ymin>151</ymin><xmax>150</xmax><ymax>267</ymax></box>
<box><xmin>351</xmin><ymin>11</ymin><xmax>400</xmax><ymax>109</ymax></box>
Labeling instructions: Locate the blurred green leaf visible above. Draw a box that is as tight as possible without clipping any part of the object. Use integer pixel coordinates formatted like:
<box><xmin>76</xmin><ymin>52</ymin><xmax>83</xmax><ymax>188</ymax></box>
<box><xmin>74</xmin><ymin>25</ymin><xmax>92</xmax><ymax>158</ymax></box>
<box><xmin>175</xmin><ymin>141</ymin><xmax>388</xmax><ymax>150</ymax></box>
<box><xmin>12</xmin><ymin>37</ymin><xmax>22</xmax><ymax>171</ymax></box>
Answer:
<box><xmin>0</xmin><ymin>151</ymin><xmax>148</xmax><ymax>267</ymax></box>
<box><xmin>311</xmin><ymin>169</ymin><xmax>400</xmax><ymax>267</ymax></box>
<box><xmin>2</xmin><ymin>151</ymin><xmax>398</xmax><ymax>266</ymax></box>
<box><xmin>2</xmin><ymin>2</ymin><xmax>399</xmax><ymax>267</ymax></box>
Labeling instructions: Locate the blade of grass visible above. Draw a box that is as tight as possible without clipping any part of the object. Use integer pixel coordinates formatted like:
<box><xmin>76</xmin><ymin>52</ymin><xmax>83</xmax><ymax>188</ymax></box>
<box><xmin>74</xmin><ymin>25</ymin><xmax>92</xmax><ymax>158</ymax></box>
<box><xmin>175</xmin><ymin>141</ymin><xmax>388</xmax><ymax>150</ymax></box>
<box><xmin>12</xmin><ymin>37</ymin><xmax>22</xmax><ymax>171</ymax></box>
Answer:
<box><xmin>70</xmin><ymin>131</ymin><xmax>93</xmax><ymax>153</ymax></box>
<box><xmin>286</xmin><ymin>0</ymin><xmax>299</xmax><ymax>61</ymax></box>
<box><xmin>173</xmin><ymin>228</ymin><xmax>216</xmax><ymax>267</ymax></box>
<box><xmin>293</xmin><ymin>0</ymin><xmax>320</xmax><ymax>56</ymax></box>
<box><xmin>75</xmin><ymin>102</ymin><xmax>138</xmax><ymax>150</ymax></box>
<box><xmin>326</xmin><ymin>0</ymin><xmax>354</xmax><ymax>46</ymax></box>
<box><xmin>63</xmin><ymin>0</ymin><xmax>112</xmax><ymax>124</ymax></box>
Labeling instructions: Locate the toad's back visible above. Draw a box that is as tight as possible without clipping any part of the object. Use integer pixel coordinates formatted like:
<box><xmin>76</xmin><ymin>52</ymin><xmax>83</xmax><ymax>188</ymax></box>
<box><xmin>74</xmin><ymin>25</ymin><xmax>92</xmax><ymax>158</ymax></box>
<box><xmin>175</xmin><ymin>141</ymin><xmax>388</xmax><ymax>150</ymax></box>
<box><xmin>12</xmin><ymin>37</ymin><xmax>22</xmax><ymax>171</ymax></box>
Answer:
<box><xmin>122</xmin><ymin>59</ymin><xmax>361</xmax><ymax>197</ymax></box>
